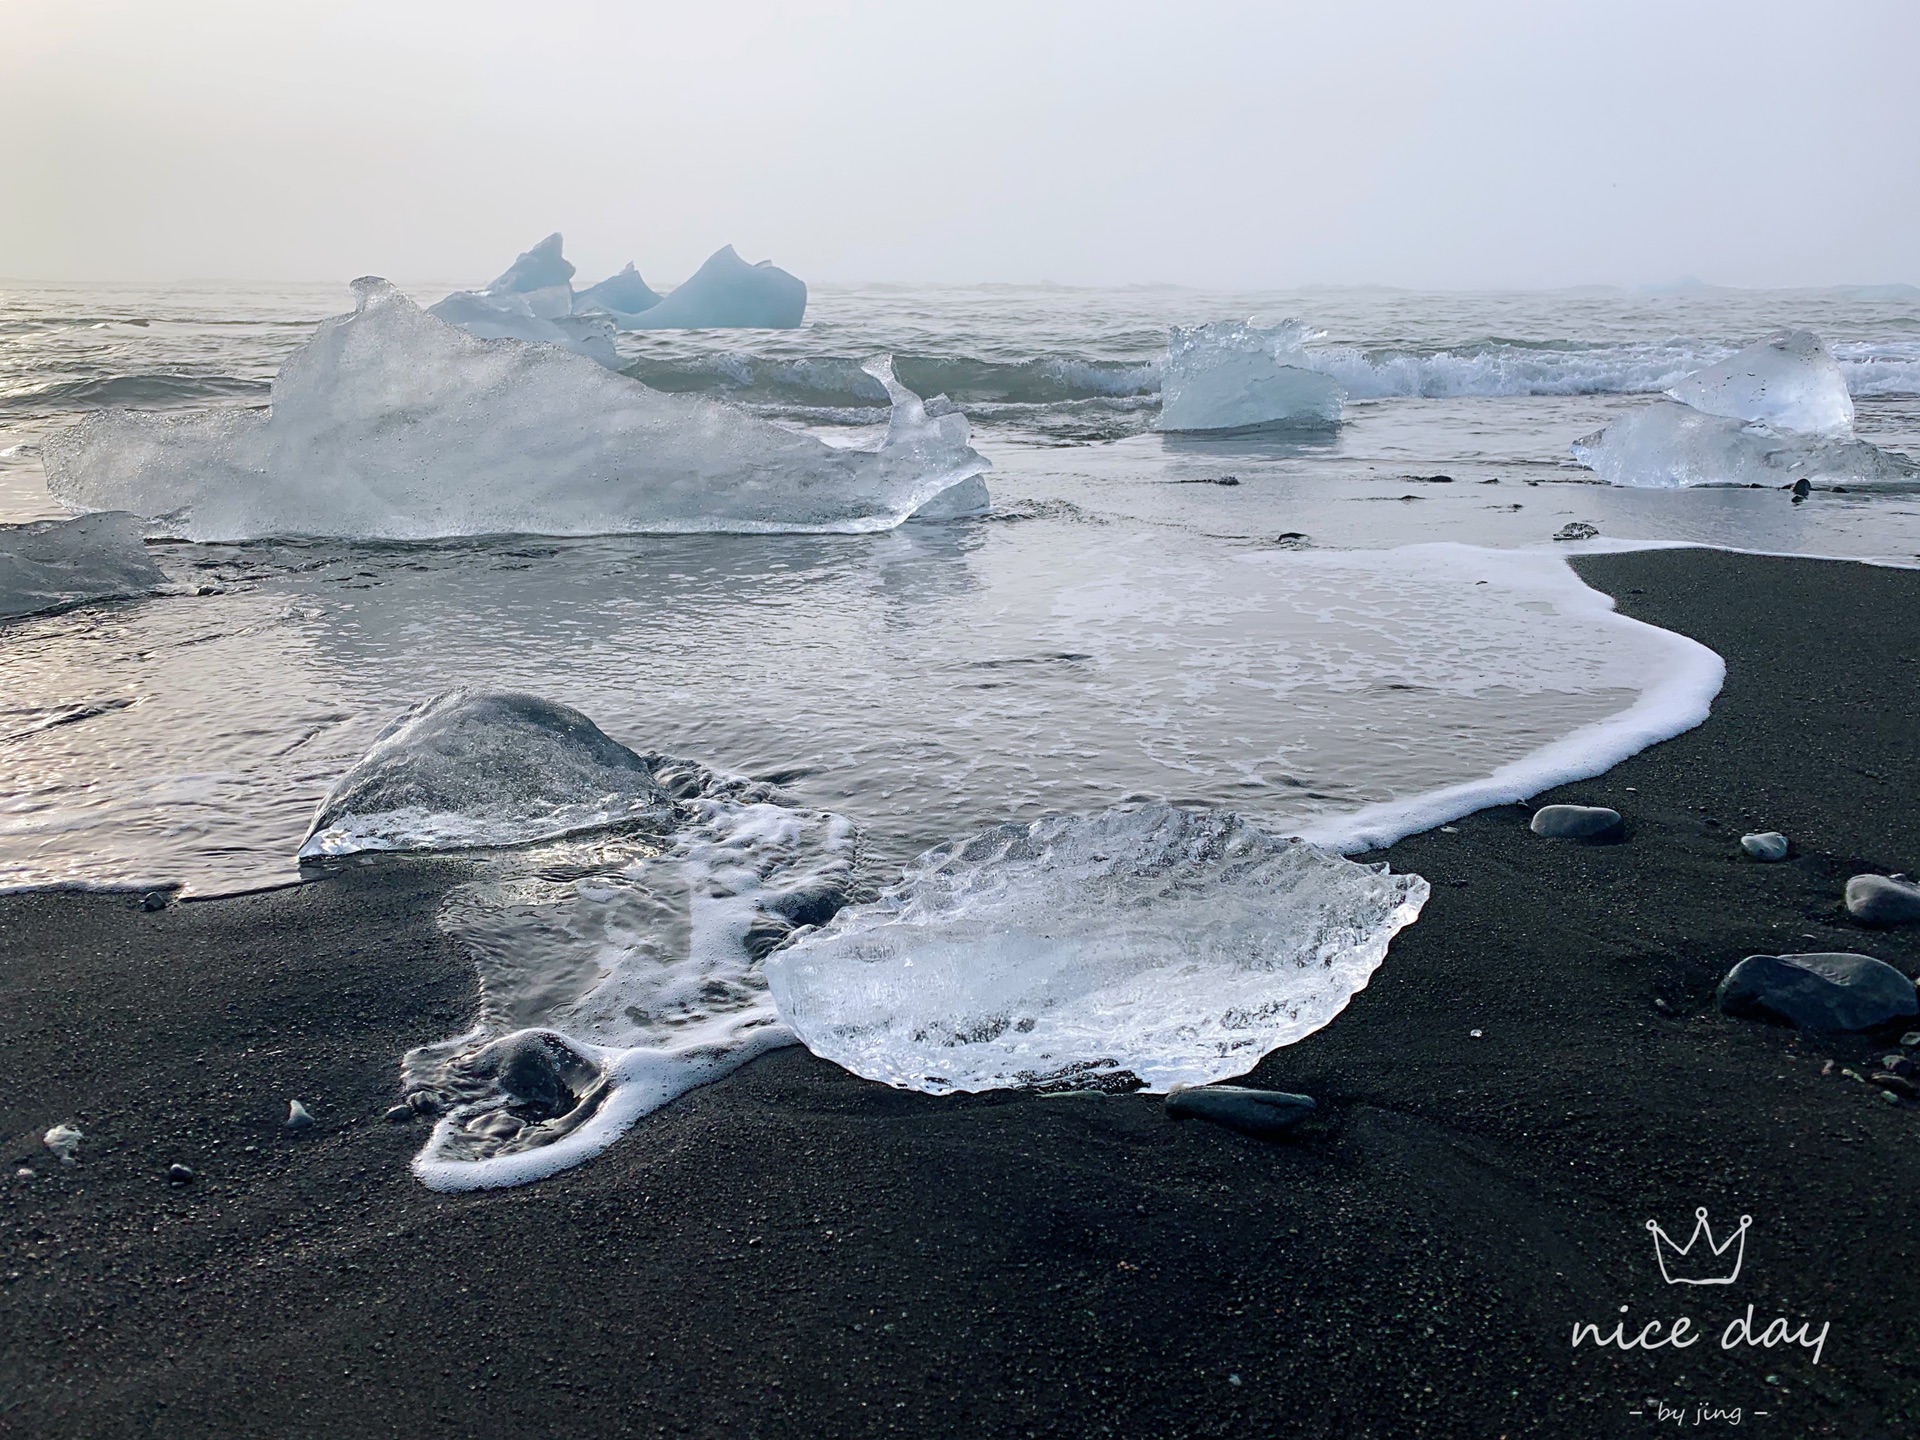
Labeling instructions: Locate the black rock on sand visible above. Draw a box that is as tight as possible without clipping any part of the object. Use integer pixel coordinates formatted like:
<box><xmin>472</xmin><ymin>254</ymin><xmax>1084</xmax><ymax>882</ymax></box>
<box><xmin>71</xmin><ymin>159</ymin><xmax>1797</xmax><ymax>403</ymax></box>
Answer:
<box><xmin>4</xmin><ymin>548</ymin><xmax>1920</xmax><ymax>1439</ymax></box>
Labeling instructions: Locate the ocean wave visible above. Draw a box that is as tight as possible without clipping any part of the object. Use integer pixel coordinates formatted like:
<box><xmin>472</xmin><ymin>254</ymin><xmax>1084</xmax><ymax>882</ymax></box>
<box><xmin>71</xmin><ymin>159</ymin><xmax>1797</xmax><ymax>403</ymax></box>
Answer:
<box><xmin>0</xmin><ymin>374</ymin><xmax>270</xmax><ymax>413</ymax></box>
<box><xmin>622</xmin><ymin>352</ymin><xmax>1163</xmax><ymax>408</ymax></box>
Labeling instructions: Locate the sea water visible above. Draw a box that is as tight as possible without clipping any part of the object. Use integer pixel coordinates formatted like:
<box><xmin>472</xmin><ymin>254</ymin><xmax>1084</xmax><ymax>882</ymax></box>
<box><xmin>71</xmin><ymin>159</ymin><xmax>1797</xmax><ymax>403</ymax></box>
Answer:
<box><xmin>2</xmin><ymin>279</ymin><xmax>1915</xmax><ymax>1182</ymax></box>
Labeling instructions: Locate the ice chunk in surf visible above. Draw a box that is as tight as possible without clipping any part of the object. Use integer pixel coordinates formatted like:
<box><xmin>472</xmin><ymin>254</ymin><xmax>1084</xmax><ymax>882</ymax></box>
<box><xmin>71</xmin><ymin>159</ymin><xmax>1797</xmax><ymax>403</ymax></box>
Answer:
<box><xmin>1159</xmin><ymin>321</ymin><xmax>1344</xmax><ymax>434</ymax></box>
<box><xmin>765</xmin><ymin>803</ymin><xmax>1428</xmax><ymax>1094</ymax></box>
<box><xmin>43</xmin><ymin>279</ymin><xmax>986</xmax><ymax>541</ymax></box>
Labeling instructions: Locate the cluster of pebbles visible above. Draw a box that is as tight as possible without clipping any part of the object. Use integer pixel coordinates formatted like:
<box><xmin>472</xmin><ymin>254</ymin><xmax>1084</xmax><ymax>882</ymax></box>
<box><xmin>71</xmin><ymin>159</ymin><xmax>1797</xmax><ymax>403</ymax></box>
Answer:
<box><xmin>1527</xmin><ymin>800</ymin><xmax>1920</xmax><ymax>1106</ymax></box>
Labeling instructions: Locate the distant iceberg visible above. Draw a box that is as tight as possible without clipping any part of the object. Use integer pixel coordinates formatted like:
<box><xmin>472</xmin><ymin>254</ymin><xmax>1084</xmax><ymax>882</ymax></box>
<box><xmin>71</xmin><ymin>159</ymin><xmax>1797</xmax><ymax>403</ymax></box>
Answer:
<box><xmin>431</xmin><ymin>234</ymin><xmax>806</xmax><ymax>347</ymax></box>
<box><xmin>766</xmin><ymin>803</ymin><xmax>1428</xmax><ymax>1094</ymax></box>
<box><xmin>1572</xmin><ymin>330</ymin><xmax>1917</xmax><ymax>488</ymax></box>
<box><xmin>1159</xmin><ymin>320</ymin><xmax>1344</xmax><ymax>433</ymax></box>
<box><xmin>574</xmin><ymin>262</ymin><xmax>662</xmax><ymax>317</ymax></box>
<box><xmin>43</xmin><ymin>278</ymin><xmax>986</xmax><ymax>542</ymax></box>
<box><xmin>606</xmin><ymin>245</ymin><xmax>806</xmax><ymax>330</ymax></box>
<box><xmin>426</xmin><ymin>233</ymin><xmax>619</xmax><ymax>366</ymax></box>
<box><xmin>0</xmin><ymin>512</ymin><xmax>166</xmax><ymax>622</ymax></box>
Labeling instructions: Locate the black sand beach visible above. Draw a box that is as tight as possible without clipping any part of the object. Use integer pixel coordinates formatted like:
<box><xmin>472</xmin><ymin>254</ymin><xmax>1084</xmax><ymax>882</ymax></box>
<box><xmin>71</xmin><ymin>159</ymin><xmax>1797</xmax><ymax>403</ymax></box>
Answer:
<box><xmin>4</xmin><ymin>547</ymin><xmax>1919</xmax><ymax>1439</ymax></box>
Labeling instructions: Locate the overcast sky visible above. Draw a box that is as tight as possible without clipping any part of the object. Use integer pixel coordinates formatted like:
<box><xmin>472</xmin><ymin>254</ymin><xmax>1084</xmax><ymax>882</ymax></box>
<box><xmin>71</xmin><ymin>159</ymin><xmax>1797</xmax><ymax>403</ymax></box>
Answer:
<box><xmin>3</xmin><ymin>0</ymin><xmax>1915</xmax><ymax>289</ymax></box>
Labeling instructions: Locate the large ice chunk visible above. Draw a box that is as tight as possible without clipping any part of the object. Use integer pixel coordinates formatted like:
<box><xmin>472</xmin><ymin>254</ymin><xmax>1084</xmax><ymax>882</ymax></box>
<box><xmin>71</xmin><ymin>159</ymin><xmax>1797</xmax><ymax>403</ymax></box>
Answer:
<box><xmin>480</xmin><ymin>231</ymin><xmax>576</xmax><ymax>318</ymax></box>
<box><xmin>43</xmin><ymin>279</ymin><xmax>986</xmax><ymax>541</ymax></box>
<box><xmin>1666</xmin><ymin>329</ymin><xmax>1854</xmax><ymax>437</ymax></box>
<box><xmin>0</xmin><ymin>512</ymin><xmax>166</xmax><ymax>622</ymax></box>
<box><xmin>425</xmin><ymin>289</ymin><xmax>618</xmax><ymax>367</ymax></box>
<box><xmin>1571</xmin><ymin>400</ymin><xmax>1916</xmax><ymax>490</ymax></box>
<box><xmin>765</xmin><ymin>803</ymin><xmax>1428</xmax><ymax>1094</ymax></box>
<box><xmin>299</xmin><ymin>691</ymin><xmax>673</xmax><ymax>858</ymax></box>
<box><xmin>574</xmin><ymin>262</ymin><xmax>662</xmax><ymax>316</ymax></box>
<box><xmin>1159</xmin><ymin>321</ymin><xmax>1345</xmax><ymax>433</ymax></box>
<box><xmin>613</xmin><ymin>245</ymin><xmax>807</xmax><ymax>330</ymax></box>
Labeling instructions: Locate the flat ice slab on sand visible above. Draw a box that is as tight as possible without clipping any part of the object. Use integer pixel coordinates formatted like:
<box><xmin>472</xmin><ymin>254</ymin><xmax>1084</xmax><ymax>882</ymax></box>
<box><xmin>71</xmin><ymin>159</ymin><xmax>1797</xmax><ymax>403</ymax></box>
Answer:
<box><xmin>765</xmin><ymin>802</ymin><xmax>1428</xmax><ymax>1094</ymax></box>
<box><xmin>43</xmin><ymin>279</ymin><xmax>984</xmax><ymax>541</ymax></box>
<box><xmin>1159</xmin><ymin>321</ymin><xmax>1344</xmax><ymax>434</ymax></box>
<box><xmin>299</xmin><ymin>691</ymin><xmax>672</xmax><ymax>858</ymax></box>
<box><xmin>0</xmin><ymin>512</ymin><xmax>165</xmax><ymax>622</ymax></box>
<box><xmin>1667</xmin><ymin>329</ymin><xmax>1854</xmax><ymax>438</ymax></box>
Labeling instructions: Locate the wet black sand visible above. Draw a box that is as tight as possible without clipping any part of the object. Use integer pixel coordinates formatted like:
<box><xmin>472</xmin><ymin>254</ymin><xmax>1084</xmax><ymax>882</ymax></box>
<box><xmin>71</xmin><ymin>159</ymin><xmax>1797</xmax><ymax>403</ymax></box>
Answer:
<box><xmin>4</xmin><ymin>547</ymin><xmax>1920</xmax><ymax>1439</ymax></box>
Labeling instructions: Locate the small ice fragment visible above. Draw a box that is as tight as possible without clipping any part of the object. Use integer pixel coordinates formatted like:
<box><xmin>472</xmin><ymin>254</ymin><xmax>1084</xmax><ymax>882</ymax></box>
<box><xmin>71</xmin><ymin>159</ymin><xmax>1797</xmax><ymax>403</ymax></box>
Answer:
<box><xmin>1667</xmin><ymin>330</ymin><xmax>1854</xmax><ymax>438</ymax></box>
<box><xmin>285</xmin><ymin>1100</ymin><xmax>315</xmax><ymax>1130</ymax></box>
<box><xmin>1740</xmin><ymin>832</ymin><xmax>1790</xmax><ymax>862</ymax></box>
<box><xmin>298</xmin><ymin>691</ymin><xmax>672</xmax><ymax>858</ymax></box>
<box><xmin>42</xmin><ymin>1124</ymin><xmax>82</xmax><ymax>1164</ymax></box>
<box><xmin>1470</xmin><ymin>1029</ymin><xmax>1483</xmax><ymax>1038</ymax></box>
<box><xmin>1159</xmin><ymin>321</ymin><xmax>1344</xmax><ymax>433</ymax></box>
<box><xmin>1</xmin><ymin>512</ymin><xmax>166</xmax><ymax>622</ymax></box>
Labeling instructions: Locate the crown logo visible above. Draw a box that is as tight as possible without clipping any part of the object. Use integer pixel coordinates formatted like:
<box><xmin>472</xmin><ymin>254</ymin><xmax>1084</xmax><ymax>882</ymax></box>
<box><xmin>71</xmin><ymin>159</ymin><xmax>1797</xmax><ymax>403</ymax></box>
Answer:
<box><xmin>1646</xmin><ymin>1208</ymin><xmax>1751</xmax><ymax>1286</ymax></box>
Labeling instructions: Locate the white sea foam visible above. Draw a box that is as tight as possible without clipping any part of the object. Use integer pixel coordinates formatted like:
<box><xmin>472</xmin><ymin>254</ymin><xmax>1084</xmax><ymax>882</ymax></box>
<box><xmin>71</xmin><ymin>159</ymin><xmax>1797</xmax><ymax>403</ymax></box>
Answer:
<box><xmin>42</xmin><ymin>279</ymin><xmax>986</xmax><ymax>541</ymax></box>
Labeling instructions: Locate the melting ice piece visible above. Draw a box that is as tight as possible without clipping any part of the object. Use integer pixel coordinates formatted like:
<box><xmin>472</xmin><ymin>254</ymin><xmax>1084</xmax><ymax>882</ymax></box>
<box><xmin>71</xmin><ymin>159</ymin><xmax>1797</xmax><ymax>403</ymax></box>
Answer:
<box><xmin>1667</xmin><ymin>330</ymin><xmax>1854</xmax><ymax>438</ymax></box>
<box><xmin>765</xmin><ymin>803</ymin><xmax>1428</xmax><ymax>1094</ymax></box>
<box><xmin>43</xmin><ymin>280</ymin><xmax>986</xmax><ymax>541</ymax></box>
<box><xmin>574</xmin><ymin>262</ymin><xmax>662</xmax><ymax>316</ymax></box>
<box><xmin>0</xmin><ymin>512</ymin><xmax>166</xmax><ymax>622</ymax></box>
<box><xmin>299</xmin><ymin>691</ymin><xmax>674</xmax><ymax>858</ymax></box>
<box><xmin>404</xmin><ymin>759</ymin><xmax>858</xmax><ymax>1190</ymax></box>
<box><xmin>1159</xmin><ymin>321</ymin><xmax>1345</xmax><ymax>434</ymax></box>
<box><xmin>1570</xmin><ymin>400</ymin><xmax>1916</xmax><ymax>489</ymax></box>
<box><xmin>610</xmin><ymin>245</ymin><xmax>807</xmax><ymax>330</ymax></box>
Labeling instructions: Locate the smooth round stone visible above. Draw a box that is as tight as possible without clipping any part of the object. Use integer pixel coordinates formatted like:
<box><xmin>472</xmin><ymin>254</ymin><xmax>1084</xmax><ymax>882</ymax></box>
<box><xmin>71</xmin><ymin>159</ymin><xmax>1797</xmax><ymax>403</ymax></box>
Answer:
<box><xmin>1740</xmin><ymin>832</ymin><xmax>1789</xmax><ymax>862</ymax></box>
<box><xmin>1845</xmin><ymin>874</ymin><xmax>1920</xmax><ymax>926</ymax></box>
<box><xmin>1529</xmin><ymin>804</ymin><xmax>1623</xmax><ymax>840</ymax></box>
<box><xmin>1716</xmin><ymin>952</ymin><xmax>1920</xmax><ymax>1032</ymax></box>
<box><xmin>1165</xmin><ymin>1085</ymin><xmax>1316</xmax><ymax>1139</ymax></box>
<box><xmin>168</xmin><ymin>1163</ymin><xmax>194</xmax><ymax>1184</ymax></box>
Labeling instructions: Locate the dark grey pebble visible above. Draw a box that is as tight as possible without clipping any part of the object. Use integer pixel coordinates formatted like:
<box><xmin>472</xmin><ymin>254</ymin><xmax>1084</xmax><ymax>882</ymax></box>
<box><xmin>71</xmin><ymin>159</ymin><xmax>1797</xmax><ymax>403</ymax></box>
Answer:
<box><xmin>140</xmin><ymin>891</ymin><xmax>169</xmax><ymax>912</ymax></box>
<box><xmin>167</xmin><ymin>1163</ymin><xmax>194</xmax><ymax>1184</ymax></box>
<box><xmin>406</xmin><ymin>1090</ymin><xmax>443</xmax><ymax>1115</ymax></box>
<box><xmin>1844</xmin><ymin>874</ymin><xmax>1920</xmax><ymax>926</ymax></box>
<box><xmin>1716</xmin><ymin>952</ymin><xmax>1920</xmax><ymax>1032</ymax></box>
<box><xmin>1553</xmin><ymin>521</ymin><xmax>1599</xmax><ymax>541</ymax></box>
<box><xmin>1872</xmin><ymin>1073</ymin><xmax>1918</xmax><ymax>1100</ymax></box>
<box><xmin>1740</xmin><ymin>832</ymin><xmax>1789</xmax><ymax>862</ymax></box>
<box><xmin>1884</xmin><ymin>1054</ymin><xmax>1915</xmax><ymax>1078</ymax></box>
<box><xmin>1272</xmin><ymin>532</ymin><xmax>1312</xmax><ymax>550</ymax></box>
<box><xmin>1529</xmin><ymin>804</ymin><xmax>1623</xmax><ymax>840</ymax></box>
<box><xmin>383</xmin><ymin>1105</ymin><xmax>414</xmax><ymax>1124</ymax></box>
<box><xmin>285</xmin><ymin>1099</ymin><xmax>315</xmax><ymax>1130</ymax></box>
<box><xmin>1166</xmin><ymin>1085</ymin><xmax>1316</xmax><ymax>1139</ymax></box>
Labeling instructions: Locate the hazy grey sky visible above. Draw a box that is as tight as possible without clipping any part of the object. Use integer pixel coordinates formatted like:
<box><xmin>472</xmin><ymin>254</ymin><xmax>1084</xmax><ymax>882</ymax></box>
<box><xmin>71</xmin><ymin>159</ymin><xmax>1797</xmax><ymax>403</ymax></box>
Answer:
<box><xmin>3</xmin><ymin>0</ymin><xmax>1915</xmax><ymax>289</ymax></box>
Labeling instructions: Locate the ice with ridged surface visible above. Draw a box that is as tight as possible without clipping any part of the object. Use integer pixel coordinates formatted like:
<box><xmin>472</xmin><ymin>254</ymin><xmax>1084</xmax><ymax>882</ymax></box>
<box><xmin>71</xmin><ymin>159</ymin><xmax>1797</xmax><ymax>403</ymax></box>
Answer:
<box><xmin>1571</xmin><ymin>400</ymin><xmax>1916</xmax><ymax>489</ymax></box>
<box><xmin>1666</xmin><ymin>329</ymin><xmax>1854</xmax><ymax>437</ymax></box>
<box><xmin>612</xmin><ymin>245</ymin><xmax>806</xmax><ymax>330</ymax></box>
<box><xmin>299</xmin><ymin>691</ymin><xmax>674</xmax><ymax>858</ymax></box>
<box><xmin>42</xmin><ymin>279</ymin><xmax>986</xmax><ymax>541</ymax></box>
<box><xmin>0</xmin><ymin>512</ymin><xmax>166</xmax><ymax>622</ymax></box>
<box><xmin>1159</xmin><ymin>320</ymin><xmax>1345</xmax><ymax>433</ymax></box>
<box><xmin>426</xmin><ymin>289</ymin><xmax>618</xmax><ymax>367</ymax></box>
<box><xmin>765</xmin><ymin>803</ymin><xmax>1428</xmax><ymax>1094</ymax></box>
<box><xmin>476</xmin><ymin>231</ymin><xmax>576</xmax><ymax>318</ymax></box>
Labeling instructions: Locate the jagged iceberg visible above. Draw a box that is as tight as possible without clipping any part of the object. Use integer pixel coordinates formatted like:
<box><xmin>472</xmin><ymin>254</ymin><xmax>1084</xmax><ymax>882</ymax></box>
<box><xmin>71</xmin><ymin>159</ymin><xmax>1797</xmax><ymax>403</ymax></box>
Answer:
<box><xmin>1573</xmin><ymin>330</ymin><xmax>1916</xmax><ymax>488</ymax></box>
<box><xmin>574</xmin><ymin>262</ymin><xmax>661</xmax><ymax>316</ymax></box>
<box><xmin>298</xmin><ymin>689</ymin><xmax>857</xmax><ymax>1189</ymax></box>
<box><xmin>608</xmin><ymin>245</ymin><xmax>807</xmax><ymax>330</ymax></box>
<box><xmin>299</xmin><ymin>692</ymin><xmax>675</xmax><ymax>858</ymax></box>
<box><xmin>425</xmin><ymin>233</ymin><xmax>620</xmax><ymax>365</ymax></box>
<box><xmin>765</xmin><ymin>803</ymin><xmax>1429</xmax><ymax>1094</ymax></box>
<box><xmin>1159</xmin><ymin>321</ymin><xmax>1345</xmax><ymax>433</ymax></box>
<box><xmin>0</xmin><ymin>512</ymin><xmax>166</xmax><ymax>622</ymax></box>
<box><xmin>1666</xmin><ymin>329</ymin><xmax>1854</xmax><ymax>437</ymax></box>
<box><xmin>43</xmin><ymin>278</ymin><xmax>986</xmax><ymax>541</ymax></box>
